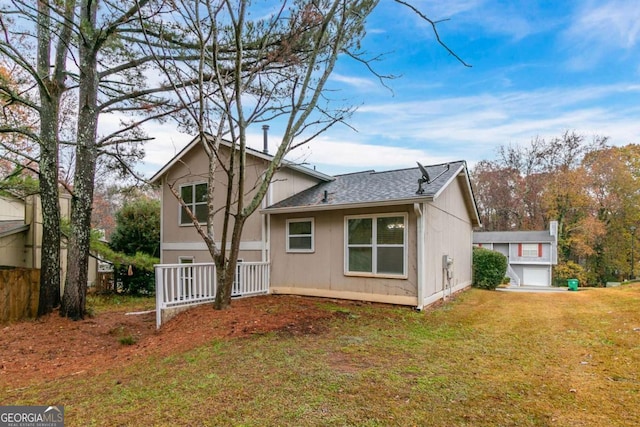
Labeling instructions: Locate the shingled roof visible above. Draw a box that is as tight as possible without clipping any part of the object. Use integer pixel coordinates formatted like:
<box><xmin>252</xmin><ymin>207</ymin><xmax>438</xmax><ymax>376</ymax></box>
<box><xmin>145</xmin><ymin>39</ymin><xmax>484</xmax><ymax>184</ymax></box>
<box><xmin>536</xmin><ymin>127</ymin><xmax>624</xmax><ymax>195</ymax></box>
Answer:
<box><xmin>265</xmin><ymin>160</ymin><xmax>471</xmax><ymax>212</ymax></box>
<box><xmin>0</xmin><ymin>220</ymin><xmax>29</xmax><ymax>238</ymax></box>
<box><xmin>473</xmin><ymin>230</ymin><xmax>555</xmax><ymax>244</ymax></box>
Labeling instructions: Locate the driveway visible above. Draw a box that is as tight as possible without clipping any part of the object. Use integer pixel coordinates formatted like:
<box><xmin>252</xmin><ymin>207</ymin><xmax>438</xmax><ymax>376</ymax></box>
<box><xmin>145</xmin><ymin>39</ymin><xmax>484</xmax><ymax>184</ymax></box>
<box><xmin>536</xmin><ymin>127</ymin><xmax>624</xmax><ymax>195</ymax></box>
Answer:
<box><xmin>497</xmin><ymin>285</ymin><xmax>577</xmax><ymax>293</ymax></box>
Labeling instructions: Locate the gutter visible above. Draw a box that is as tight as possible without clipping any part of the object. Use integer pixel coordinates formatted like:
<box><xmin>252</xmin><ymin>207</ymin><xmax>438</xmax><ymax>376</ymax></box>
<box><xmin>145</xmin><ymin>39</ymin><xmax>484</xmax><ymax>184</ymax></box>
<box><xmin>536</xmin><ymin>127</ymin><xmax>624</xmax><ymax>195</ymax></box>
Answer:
<box><xmin>262</xmin><ymin>196</ymin><xmax>435</xmax><ymax>215</ymax></box>
<box><xmin>414</xmin><ymin>203</ymin><xmax>425</xmax><ymax>310</ymax></box>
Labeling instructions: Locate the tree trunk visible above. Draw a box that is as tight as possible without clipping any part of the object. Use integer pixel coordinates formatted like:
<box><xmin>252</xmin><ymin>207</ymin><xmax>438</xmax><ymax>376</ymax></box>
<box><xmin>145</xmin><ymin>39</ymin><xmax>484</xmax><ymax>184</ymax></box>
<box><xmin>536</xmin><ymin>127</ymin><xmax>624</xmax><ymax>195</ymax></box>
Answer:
<box><xmin>37</xmin><ymin>104</ymin><xmax>61</xmax><ymax>315</ymax></box>
<box><xmin>36</xmin><ymin>1</ymin><xmax>63</xmax><ymax>316</ymax></box>
<box><xmin>60</xmin><ymin>89</ymin><xmax>98</xmax><ymax>319</ymax></box>
<box><xmin>213</xmin><ymin>260</ymin><xmax>232</xmax><ymax>310</ymax></box>
<box><xmin>60</xmin><ymin>0</ymin><xmax>98</xmax><ymax>319</ymax></box>
<box><xmin>214</xmin><ymin>216</ymin><xmax>245</xmax><ymax>309</ymax></box>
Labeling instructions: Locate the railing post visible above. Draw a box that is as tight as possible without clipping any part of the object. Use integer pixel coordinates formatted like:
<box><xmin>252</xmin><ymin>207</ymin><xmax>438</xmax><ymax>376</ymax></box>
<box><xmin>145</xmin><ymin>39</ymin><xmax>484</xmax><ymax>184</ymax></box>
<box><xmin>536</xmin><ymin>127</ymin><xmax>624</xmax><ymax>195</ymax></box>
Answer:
<box><xmin>155</xmin><ymin>265</ymin><xmax>163</xmax><ymax>329</ymax></box>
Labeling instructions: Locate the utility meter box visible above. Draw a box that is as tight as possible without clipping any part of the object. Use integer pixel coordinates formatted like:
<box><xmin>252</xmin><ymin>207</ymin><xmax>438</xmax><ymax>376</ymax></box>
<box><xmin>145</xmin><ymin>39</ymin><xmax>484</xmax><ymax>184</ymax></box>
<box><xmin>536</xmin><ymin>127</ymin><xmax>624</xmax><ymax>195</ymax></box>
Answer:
<box><xmin>443</xmin><ymin>255</ymin><xmax>453</xmax><ymax>268</ymax></box>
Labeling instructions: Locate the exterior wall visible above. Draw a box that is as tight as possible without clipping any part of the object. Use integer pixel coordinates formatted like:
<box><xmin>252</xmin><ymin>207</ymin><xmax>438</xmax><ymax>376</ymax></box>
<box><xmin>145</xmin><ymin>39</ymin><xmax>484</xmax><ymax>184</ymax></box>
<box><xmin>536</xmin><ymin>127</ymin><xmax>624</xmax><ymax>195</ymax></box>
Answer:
<box><xmin>508</xmin><ymin>242</ymin><xmax>553</xmax><ymax>264</ymax></box>
<box><xmin>269</xmin><ymin>204</ymin><xmax>418</xmax><ymax>306</ymax></box>
<box><xmin>158</xmin><ymin>143</ymin><xmax>322</xmax><ymax>264</ymax></box>
<box><xmin>0</xmin><ymin>197</ymin><xmax>28</xmax><ymax>267</ymax></box>
<box><xmin>0</xmin><ymin>196</ymin><xmax>24</xmax><ymax>220</ymax></box>
<box><xmin>0</xmin><ymin>192</ymin><xmax>89</xmax><ymax>289</ymax></box>
<box><xmin>0</xmin><ymin>232</ymin><xmax>27</xmax><ymax>267</ymax></box>
<box><xmin>422</xmin><ymin>174</ymin><xmax>474</xmax><ymax>305</ymax></box>
<box><xmin>161</xmin><ymin>249</ymin><xmax>263</xmax><ymax>265</ymax></box>
<box><xmin>492</xmin><ymin>243</ymin><xmax>508</xmax><ymax>258</ymax></box>
<box><xmin>271</xmin><ymin>169</ymin><xmax>321</xmax><ymax>204</ymax></box>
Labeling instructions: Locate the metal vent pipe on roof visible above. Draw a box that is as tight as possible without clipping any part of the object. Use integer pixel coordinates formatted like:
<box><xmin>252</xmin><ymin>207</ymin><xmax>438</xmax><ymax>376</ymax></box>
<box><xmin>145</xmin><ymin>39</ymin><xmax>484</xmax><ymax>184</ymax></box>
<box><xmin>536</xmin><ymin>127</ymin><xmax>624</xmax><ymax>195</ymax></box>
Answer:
<box><xmin>262</xmin><ymin>125</ymin><xmax>269</xmax><ymax>154</ymax></box>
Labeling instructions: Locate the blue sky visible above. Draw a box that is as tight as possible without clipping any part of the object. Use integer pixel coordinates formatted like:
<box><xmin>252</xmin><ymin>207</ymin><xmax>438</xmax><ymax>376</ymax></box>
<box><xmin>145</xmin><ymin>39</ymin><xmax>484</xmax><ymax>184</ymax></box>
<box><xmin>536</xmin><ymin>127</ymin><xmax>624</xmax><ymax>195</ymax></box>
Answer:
<box><xmin>140</xmin><ymin>0</ymin><xmax>640</xmax><ymax>176</ymax></box>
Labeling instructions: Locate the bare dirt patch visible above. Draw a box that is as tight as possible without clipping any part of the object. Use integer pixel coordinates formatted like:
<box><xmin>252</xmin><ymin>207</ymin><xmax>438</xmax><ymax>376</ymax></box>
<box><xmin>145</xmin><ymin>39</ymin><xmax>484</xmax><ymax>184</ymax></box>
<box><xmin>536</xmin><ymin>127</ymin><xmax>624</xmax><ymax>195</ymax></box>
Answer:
<box><xmin>0</xmin><ymin>295</ymin><xmax>340</xmax><ymax>389</ymax></box>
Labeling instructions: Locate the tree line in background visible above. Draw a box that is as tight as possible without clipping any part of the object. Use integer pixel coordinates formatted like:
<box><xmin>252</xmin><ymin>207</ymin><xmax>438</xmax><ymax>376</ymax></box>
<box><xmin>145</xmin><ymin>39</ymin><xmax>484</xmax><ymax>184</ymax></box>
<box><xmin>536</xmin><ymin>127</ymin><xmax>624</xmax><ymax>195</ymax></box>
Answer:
<box><xmin>471</xmin><ymin>131</ymin><xmax>640</xmax><ymax>285</ymax></box>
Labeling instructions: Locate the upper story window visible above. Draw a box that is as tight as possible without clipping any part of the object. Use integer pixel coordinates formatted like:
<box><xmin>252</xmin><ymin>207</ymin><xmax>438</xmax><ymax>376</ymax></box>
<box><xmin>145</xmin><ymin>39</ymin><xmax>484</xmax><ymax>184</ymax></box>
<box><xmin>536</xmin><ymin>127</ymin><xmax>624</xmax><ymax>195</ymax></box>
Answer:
<box><xmin>345</xmin><ymin>213</ymin><xmax>407</xmax><ymax>277</ymax></box>
<box><xmin>286</xmin><ymin>218</ymin><xmax>314</xmax><ymax>252</ymax></box>
<box><xmin>521</xmin><ymin>243</ymin><xmax>541</xmax><ymax>258</ymax></box>
<box><xmin>180</xmin><ymin>182</ymin><xmax>208</xmax><ymax>225</ymax></box>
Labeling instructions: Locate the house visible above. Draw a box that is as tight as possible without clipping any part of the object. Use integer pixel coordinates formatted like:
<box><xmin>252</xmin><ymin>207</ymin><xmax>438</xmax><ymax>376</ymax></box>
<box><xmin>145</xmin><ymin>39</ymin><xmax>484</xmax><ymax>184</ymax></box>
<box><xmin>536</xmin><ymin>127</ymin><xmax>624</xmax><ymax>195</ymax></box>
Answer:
<box><xmin>152</xmin><ymin>135</ymin><xmax>481</xmax><ymax>310</ymax></box>
<box><xmin>0</xmin><ymin>191</ymin><xmax>100</xmax><ymax>287</ymax></box>
<box><xmin>472</xmin><ymin>221</ymin><xmax>558</xmax><ymax>287</ymax></box>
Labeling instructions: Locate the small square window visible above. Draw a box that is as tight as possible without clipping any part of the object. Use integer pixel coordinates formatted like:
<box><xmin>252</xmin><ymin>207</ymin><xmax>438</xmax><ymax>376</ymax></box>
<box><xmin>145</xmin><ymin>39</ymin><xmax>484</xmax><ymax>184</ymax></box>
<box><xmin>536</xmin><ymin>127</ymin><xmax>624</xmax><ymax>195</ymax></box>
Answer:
<box><xmin>287</xmin><ymin>218</ymin><xmax>314</xmax><ymax>253</ymax></box>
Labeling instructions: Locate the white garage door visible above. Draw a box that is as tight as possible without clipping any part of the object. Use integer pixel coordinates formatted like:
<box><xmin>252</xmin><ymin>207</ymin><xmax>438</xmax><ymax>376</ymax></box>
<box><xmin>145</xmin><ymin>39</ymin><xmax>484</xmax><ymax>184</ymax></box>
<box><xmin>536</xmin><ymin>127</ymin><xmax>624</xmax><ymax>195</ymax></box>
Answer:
<box><xmin>523</xmin><ymin>268</ymin><xmax>550</xmax><ymax>286</ymax></box>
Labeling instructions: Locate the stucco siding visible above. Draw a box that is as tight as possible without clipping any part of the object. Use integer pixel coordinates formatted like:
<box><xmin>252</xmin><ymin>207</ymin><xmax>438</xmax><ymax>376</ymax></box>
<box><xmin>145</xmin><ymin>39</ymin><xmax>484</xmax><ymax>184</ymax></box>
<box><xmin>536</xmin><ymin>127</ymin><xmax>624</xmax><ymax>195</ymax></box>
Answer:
<box><xmin>270</xmin><ymin>205</ymin><xmax>418</xmax><ymax>305</ymax></box>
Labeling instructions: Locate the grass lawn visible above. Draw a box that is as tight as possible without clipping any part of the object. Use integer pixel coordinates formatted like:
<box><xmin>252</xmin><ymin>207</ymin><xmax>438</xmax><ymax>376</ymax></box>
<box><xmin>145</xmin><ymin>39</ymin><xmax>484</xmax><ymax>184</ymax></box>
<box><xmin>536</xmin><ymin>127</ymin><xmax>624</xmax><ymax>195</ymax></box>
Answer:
<box><xmin>3</xmin><ymin>285</ymin><xmax>640</xmax><ymax>426</ymax></box>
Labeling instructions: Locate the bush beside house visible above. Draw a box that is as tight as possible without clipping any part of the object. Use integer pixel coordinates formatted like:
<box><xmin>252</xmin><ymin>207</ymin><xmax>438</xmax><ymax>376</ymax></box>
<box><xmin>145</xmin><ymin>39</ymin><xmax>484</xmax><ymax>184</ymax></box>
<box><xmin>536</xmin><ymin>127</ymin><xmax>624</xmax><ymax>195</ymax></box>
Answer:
<box><xmin>109</xmin><ymin>197</ymin><xmax>160</xmax><ymax>295</ymax></box>
<box><xmin>472</xmin><ymin>247</ymin><xmax>507</xmax><ymax>290</ymax></box>
<box><xmin>553</xmin><ymin>261</ymin><xmax>587</xmax><ymax>287</ymax></box>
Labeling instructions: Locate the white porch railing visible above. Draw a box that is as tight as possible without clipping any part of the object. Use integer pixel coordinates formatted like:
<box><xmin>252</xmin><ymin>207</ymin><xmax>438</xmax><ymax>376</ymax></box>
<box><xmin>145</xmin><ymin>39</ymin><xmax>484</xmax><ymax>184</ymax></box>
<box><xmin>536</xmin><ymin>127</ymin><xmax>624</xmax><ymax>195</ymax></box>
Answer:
<box><xmin>234</xmin><ymin>262</ymin><xmax>271</xmax><ymax>297</ymax></box>
<box><xmin>155</xmin><ymin>261</ymin><xmax>269</xmax><ymax>328</ymax></box>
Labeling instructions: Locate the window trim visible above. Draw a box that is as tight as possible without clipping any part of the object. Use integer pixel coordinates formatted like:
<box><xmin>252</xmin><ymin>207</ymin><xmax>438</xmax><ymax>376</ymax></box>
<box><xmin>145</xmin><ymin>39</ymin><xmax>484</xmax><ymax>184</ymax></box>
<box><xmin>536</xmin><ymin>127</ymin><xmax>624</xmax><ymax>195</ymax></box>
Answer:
<box><xmin>179</xmin><ymin>182</ymin><xmax>208</xmax><ymax>226</ymax></box>
<box><xmin>286</xmin><ymin>218</ymin><xmax>315</xmax><ymax>253</ymax></box>
<box><xmin>521</xmin><ymin>243</ymin><xmax>540</xmax><ymax>258</ymax></box>
<box><xmin>344</xmin><ymin>213</ymin><xmax>408</xmax><ymax>279</ymax></box>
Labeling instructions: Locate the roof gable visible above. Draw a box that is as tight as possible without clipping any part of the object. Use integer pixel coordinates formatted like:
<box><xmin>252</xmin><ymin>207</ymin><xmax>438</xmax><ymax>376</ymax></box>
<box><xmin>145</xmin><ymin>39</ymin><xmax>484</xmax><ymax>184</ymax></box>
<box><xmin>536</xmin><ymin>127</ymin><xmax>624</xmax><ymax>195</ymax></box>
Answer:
<box><xmin>149</xmin><ymin>135</ymin><xmax>333</xmax><ymax>183</ymax></box>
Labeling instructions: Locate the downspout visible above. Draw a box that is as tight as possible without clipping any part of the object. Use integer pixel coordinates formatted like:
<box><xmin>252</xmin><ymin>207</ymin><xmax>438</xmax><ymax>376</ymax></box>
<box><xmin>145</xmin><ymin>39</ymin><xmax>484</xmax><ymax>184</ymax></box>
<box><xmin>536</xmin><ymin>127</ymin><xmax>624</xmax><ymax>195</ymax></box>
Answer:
<box><xmin>261</xmin><ymin>125</ymin><xmax>270</xmax><ymax>263</ymax></box>
<box><xmin>266</xmin><ymin>185</ymin><xmax>272</xmax><ymax>263</ymax></box>
<box><xmin>414</xmin><ymin>203</ymin><xmax>424</xmax><ymax>310</ymax></box>
<box><xmin>159</xmin><ymin>175</ymin><xmax>165</xmax><ymax>263</ymax></box>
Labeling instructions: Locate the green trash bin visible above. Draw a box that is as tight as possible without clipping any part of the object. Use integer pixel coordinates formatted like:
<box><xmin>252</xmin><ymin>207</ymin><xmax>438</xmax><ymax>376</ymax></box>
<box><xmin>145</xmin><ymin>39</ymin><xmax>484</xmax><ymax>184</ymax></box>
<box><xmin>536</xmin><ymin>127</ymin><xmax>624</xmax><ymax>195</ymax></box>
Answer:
<box><xmin>567</xmin><ymin>279</ymin><xmax>579</xmax><ymax>291</ymax></box>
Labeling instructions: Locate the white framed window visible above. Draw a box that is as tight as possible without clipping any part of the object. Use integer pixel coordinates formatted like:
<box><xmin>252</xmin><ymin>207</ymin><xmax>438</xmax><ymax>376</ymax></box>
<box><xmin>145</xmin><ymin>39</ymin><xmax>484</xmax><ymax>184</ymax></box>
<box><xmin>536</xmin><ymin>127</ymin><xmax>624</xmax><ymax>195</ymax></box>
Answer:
<box><xmin>345</xmin><ymin>213</ymin><xmax>407</xmax><ymax>277</ymax></box>
<box><xmin>521</xmin><ymin>243</ymin><xmax>539</xmax><ymax>258</ymax></box>
<box><xmin>179</xmin><ymin>182</ymin><xmax>208</xmax><ymax>225</ymax></box>
<box><xmin>286</xmin><ymin>218</ymin><xmax>314</xmax><ymax>253</ymax></box>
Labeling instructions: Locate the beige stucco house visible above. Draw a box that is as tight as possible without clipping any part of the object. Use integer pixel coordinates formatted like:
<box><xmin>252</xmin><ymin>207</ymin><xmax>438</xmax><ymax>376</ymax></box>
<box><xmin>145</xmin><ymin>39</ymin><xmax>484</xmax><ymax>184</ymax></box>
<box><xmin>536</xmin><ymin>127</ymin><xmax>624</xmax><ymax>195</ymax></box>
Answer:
<box><xmin>151</xmin><ymin>136</ymin><xmax>481</xmax><ymax>309</ymax></box>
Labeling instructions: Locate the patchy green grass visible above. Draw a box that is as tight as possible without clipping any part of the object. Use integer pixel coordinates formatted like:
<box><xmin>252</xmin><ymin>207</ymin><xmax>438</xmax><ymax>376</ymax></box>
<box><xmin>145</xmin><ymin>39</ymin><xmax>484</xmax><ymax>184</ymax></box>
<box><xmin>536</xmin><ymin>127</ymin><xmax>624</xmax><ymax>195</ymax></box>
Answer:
<box><xmin>4</xmin><ymin>286</ymin><xmax>640</xmax><ymax>426</ymax></box>
<box><xmin>86</xmin><ymin>293</ymin><xmax>154</xmax><ymax>315</ymax></box>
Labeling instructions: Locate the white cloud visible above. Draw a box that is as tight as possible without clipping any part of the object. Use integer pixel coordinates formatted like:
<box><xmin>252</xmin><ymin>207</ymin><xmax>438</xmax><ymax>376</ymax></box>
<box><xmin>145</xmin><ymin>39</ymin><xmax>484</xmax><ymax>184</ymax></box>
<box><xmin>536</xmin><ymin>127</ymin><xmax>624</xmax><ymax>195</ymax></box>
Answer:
<box><xmin>330</xmin><ymin>73</ymin><xmax>378</xmax><ymax>90</ymax></box>
<box><xmin>563</xmin><ymin>0</ymin><xmax>640</xmax><ymax>68</ymax></box>
<box><xmin>136</xmin><ymin>83</ymin><xmax>640</xmax><ymax>177</ymax></box>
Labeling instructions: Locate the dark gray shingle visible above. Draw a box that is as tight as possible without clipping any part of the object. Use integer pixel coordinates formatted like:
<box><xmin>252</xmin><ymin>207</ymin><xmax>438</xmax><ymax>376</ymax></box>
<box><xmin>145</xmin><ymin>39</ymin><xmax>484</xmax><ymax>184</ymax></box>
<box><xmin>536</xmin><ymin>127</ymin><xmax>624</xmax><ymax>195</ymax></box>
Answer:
<box><xmin>267</xmin><ymin>161</ymin><xmax>465</xmax><ymax>210</ymax></box>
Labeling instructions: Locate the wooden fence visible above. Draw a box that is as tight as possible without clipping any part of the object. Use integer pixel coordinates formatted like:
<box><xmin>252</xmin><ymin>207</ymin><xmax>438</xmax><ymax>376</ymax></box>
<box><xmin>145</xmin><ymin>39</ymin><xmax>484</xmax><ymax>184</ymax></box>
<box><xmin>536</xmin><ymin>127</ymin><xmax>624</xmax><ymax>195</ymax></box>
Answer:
<box><xmin>0</xmin><ymin>267</ymin><xmax>40</xmax><ymax>323</ymax></box>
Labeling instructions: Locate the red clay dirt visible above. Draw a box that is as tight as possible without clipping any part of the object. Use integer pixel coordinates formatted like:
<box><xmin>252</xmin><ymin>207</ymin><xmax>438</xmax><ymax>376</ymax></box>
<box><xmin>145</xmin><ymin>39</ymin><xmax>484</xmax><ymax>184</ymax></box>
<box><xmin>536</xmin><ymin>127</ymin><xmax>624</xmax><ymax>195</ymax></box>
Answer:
<box><xmin>0</xmin><ymin>295</ymin><xmax>345</xmax><ymax>389</ymax></box>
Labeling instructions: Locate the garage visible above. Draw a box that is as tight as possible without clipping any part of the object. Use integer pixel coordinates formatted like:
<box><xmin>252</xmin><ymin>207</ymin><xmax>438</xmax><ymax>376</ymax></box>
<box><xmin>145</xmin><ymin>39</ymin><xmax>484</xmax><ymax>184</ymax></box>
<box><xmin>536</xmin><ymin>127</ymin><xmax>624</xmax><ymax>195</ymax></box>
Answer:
<box><xmin>523</xmin><ymin>267</ymin><xmax>550</xmax><ymax>286</ymax></box>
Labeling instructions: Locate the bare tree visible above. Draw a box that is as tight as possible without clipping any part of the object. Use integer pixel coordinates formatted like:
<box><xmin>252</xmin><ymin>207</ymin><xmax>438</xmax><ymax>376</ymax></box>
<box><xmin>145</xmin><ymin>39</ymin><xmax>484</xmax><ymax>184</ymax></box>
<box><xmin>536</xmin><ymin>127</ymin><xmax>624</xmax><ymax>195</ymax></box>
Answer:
<box><xmin>144</xmin><ymin>0</ymin><xmax>468</xmax><ymax>309</ymax></box>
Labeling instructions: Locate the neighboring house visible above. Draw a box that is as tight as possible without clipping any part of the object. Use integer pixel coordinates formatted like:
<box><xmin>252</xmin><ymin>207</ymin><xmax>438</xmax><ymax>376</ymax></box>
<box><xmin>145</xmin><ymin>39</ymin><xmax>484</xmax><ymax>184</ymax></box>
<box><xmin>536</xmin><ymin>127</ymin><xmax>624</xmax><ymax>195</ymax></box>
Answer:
<box><xmin>472</xmin><ymin>221</ymin><xmax>558</xmax><ymax>287</ymax></box>
<box><xmin>0</xmin><ymin>192</ymin><xmax>100</xmax><ymax>288</ymax></box>
<box><xmin>152</xmin><ymin>135</ymin><xmax>481</xmax><ymax>309</ymax></box>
